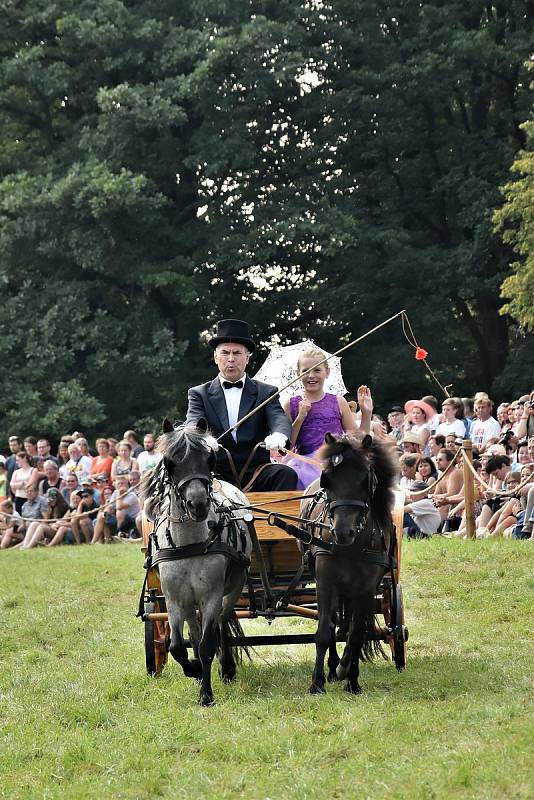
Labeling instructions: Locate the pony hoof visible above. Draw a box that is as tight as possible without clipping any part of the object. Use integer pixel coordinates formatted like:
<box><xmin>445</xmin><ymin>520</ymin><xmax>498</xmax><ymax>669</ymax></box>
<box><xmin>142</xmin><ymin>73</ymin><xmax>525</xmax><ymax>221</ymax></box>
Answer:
<box><xmin>309</xmin><ymin>684</ymin><xmax>326</xmax><ymax>695</ymax></box>
<box><xmin>199</xmin><ymin>692</ymin><xmax>215</xmax><ymax>706</ymax></box>
<box><xmin>344</xmin><ymin>682</ymin><xmax>362</xmax><ymax>694</ymax></box>
<box><xmin>221</xmin><ymin>671</ymin><xmax>236</xmax><ymax>684</ymax></box>
<box><xmin>327</xmin><ymin>671</ymin><xmax>341</xmax><ymax>682</ymax></box>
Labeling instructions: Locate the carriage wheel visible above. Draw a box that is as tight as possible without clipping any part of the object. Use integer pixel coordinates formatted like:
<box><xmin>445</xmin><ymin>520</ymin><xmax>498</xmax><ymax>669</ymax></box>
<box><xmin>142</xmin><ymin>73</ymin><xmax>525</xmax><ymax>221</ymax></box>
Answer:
<box><xmin>144</xmin><ymin>599</ymin><xmax>169</xmax><ymax>677</ymax></box>
<box><xmin>392</xmin><ymin>582</ymin><xmax>408</xmax><ymax>671</ymax></box>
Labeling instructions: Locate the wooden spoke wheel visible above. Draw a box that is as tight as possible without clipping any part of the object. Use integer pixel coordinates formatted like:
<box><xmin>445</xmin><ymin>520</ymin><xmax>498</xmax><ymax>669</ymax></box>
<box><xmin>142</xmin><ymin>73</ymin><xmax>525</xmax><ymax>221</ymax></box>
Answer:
<box><xmin>391</xmin><ymin>582</ymin><xmax>408</xmax><ymax>671</ymax></box>
<box><xmin>144</xmin><ymin>597</ymin><xmax>169</xmax><ymax>677</ymax></box>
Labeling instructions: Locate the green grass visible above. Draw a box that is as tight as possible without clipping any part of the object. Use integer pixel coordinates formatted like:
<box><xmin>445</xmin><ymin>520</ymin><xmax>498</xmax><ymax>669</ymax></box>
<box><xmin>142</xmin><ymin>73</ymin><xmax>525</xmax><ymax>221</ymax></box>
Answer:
<box><xmin>1</xmin><ymin>540</ymin><xmax>533</xmax><ymax>800</ymax></box>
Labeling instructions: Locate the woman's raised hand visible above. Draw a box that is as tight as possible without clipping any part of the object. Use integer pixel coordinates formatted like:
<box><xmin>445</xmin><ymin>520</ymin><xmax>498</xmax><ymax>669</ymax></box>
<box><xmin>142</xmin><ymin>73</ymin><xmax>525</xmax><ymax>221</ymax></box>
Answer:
<box><xmin>356</xmin><ymin>385</ymin><xmax>373</xmax><ymax>416</ymax></box>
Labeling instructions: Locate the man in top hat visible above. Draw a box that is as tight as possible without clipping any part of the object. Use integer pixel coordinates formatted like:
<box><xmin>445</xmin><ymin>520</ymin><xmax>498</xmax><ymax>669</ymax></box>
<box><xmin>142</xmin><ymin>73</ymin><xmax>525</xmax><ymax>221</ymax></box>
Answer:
<box><xmin>186</xmin><ymin>319</ymin><xmax>297</xmax><ymax>490</ymax></box>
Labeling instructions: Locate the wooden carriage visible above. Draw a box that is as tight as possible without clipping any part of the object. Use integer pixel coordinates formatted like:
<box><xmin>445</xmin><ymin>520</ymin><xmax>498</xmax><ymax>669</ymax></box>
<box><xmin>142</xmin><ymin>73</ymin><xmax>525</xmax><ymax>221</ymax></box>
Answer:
<box><xmin>141</xmin><ymin>490</ymin><xmax>408</xmax><ymax>677</ymax></box>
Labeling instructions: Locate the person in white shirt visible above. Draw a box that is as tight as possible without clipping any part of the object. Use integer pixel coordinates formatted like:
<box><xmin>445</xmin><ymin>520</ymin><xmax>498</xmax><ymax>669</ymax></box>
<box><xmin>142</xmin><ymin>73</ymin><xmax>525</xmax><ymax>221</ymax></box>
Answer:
<box><xmin>63</xmin><ymin>443</ymin><xmax>92</xmax><ymax>481</ymax></box>
<box><xmin>404</xmin><ymin>481</ymin><xmax>442</xmax><ymax>536</ymax></box>
<box><xmin>435</xmin><ymin>398</ymin><xmax>466</xmax><ymax>439</ymax></box>
<box><xmin>470</xmin><ymin>393</ymin><xmax>501</xmax><ymax>452</ymax></box>
<box><xmin>136</xmin><ymin>433</ymin><xmax>162</xmax><ymax>474</ymax></box>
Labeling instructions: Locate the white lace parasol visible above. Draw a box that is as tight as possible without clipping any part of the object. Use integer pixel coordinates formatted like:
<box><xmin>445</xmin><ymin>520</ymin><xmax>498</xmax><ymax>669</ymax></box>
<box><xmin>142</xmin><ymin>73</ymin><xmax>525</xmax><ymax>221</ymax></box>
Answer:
<box><xmin>253</xmin><ymin>340</ymin><xmax>348</xmax><ymax>403</ymax></box>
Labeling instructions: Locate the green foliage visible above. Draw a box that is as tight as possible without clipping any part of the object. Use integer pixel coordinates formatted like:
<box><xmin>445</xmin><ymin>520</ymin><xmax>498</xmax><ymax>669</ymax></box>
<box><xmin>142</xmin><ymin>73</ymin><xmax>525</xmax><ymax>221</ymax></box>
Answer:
<box><xmin>0</xmin><ymin>1</ymin><xmax>533</xmax><ymax>442</ymax></box>
<box><xmin>494</xmin><ymin>76</ymin><xmax>534</xmax><ymax>332</ymax></box>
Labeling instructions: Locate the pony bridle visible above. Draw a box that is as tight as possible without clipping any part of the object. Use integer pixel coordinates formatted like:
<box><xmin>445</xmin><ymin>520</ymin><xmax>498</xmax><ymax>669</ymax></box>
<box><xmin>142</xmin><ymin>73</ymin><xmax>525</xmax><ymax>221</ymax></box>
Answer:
<box><xmin>324</xmin><ymin>456</ymin><xmax>378</xmax><ymax>542</ymax></box>
<box><xmin>163</xmin><ymin>462</ymin><xmax>215</xmax><ymax>523</ymax></box>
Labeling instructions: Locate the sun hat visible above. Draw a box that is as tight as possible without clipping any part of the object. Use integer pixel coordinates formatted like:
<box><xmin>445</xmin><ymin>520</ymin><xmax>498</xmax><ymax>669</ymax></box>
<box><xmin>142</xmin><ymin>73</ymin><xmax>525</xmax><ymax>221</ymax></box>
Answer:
<box><xmin>401</xmin><ymin>431</ymin><xmax>423</xmax><ymax>446</ymax></box>
<box><xmin>404</xmin><ymin>399</ymin><xmax>436</xmax><ymax>421</ymax></box>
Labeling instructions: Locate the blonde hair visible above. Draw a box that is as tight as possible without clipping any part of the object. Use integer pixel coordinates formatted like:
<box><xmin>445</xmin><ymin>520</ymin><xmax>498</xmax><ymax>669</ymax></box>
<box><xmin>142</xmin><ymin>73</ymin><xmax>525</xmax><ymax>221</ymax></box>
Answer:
<box><xmin>297</xmin><ymin>347</ymin><xmax>328</xmax><ymax>374</ymax></box>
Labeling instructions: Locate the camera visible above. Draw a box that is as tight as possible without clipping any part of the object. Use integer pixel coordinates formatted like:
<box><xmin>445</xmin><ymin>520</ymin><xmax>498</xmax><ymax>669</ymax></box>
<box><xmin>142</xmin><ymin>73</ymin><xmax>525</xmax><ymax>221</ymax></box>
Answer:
<box><xmin>498</xmin><ymin>429</ymin><xmax>514</xmax><ymax>445</ymax></box>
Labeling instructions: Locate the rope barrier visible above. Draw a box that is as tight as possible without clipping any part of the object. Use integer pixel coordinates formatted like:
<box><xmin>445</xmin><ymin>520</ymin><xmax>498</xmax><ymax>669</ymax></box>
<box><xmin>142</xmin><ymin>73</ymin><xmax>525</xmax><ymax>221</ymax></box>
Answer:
<box><xmin>462</xmin><ymin>454</ymin><xmax>534</xmax><ymax>498</ymax></box>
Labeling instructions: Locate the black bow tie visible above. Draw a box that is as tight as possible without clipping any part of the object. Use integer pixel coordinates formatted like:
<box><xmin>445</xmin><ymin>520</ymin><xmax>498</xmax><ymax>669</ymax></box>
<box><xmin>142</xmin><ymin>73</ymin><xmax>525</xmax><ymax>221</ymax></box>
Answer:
<box><xmin>223</xmin><ymin>380</ymin><xmax>243</xmax><ymax>389</ymax></box>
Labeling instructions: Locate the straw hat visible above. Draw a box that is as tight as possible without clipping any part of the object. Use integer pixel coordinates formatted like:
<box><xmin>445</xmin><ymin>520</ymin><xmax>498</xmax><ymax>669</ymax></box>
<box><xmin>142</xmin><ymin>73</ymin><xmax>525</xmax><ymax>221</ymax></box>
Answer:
<box><xmin>401</xmin><ymin>431</ymin><xmax>423</xmax><ymax>446</ymax></box>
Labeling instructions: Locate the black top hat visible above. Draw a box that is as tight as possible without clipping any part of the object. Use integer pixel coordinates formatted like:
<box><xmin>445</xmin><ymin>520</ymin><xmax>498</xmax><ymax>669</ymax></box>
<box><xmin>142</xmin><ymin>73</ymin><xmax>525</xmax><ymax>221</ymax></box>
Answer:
<box><xmin>208</xmin><ymin>319</ymin><xmax>256</xmax><ymax>353</ymax></box>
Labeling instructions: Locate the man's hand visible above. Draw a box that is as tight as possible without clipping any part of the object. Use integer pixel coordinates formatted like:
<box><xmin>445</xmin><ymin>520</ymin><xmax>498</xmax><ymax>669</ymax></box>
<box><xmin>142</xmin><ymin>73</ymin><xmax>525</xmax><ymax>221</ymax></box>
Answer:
<box><xmin>264</xmin><ymin>432</ymin><xmax>288</xmax><ymax>451</ymax></box>
<box><xmin>205</xmin><ymin>435</ymin><xmax>219</xmax><ymax>452</ymax></box>
<box><xmin>357</xmin><ymin>385</ymin><xmax>373</xmax><ymax>417</ymax></box>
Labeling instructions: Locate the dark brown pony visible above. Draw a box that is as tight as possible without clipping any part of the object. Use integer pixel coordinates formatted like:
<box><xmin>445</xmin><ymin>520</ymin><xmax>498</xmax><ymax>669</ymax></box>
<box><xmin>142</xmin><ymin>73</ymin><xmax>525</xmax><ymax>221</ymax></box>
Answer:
<box><xmin>306</xmin><ymin>433</ymin><xmax>397</xmax><ymax>694</ymax></box>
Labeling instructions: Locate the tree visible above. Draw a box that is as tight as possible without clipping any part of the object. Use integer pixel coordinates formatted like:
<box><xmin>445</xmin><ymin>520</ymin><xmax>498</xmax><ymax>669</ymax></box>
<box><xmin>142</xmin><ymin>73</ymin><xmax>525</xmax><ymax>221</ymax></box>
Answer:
<box><xmin>494</xmin><ymin>77</ymin><xmax>534</xmax><ymax>332</ymax></box>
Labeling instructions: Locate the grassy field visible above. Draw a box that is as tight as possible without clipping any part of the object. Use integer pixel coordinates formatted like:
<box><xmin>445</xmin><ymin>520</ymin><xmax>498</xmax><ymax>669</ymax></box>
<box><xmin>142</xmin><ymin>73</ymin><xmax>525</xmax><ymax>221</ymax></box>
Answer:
<box><xmin>1</xmin><ymin>539</ymin><xmax>533</xmax><ymax>800</ymax></box>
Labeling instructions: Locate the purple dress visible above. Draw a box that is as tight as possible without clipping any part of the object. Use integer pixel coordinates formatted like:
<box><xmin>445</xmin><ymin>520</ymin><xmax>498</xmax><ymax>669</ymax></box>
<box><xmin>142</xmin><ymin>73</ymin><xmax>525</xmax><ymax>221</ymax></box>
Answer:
<box><xmin>285</xmin><ymin>393</ymin><xmax>344</xmax><ymax>489</ymax></box>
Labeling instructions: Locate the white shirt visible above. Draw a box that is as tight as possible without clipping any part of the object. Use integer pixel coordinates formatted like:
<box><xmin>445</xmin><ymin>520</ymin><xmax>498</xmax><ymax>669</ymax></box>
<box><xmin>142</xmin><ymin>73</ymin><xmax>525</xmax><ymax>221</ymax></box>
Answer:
<box><xmin>219</xmin><ymin>374</ymin><xmax>244</xmax><ymax>441</ymax></box>
<box><xmin>470</xmin><ymin>416</ymin><xmax>501</xmax><ymax>450</ymax></box>
<box><xmin>137</xmin><ymin>450</ymin><xmax>162</xmax><ymax>474</ymax></box>
<box><xmin>409</xmin><ymin>499</ymin><xmax>442</xmax><ymax>534</ymax></box>
<box><xmin>435</xmin><ymin>419</ymin><xmax>466</xmax><ymax>438</ymax></box>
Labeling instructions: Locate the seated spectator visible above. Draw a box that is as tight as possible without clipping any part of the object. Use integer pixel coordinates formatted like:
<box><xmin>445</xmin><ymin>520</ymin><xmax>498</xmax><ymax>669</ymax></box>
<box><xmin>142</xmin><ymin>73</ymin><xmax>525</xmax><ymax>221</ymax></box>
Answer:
<box><xmin>21</xmin><ymin>488</ymin><xmax>70</xmax><ymax>548</ymax></box>
<box><xmin>38</xmin><ymin>460</ymin><xmax>63</xmax><ymax>496</ymax></box>
<box><xmin>110</xmin><ymin>440</ymin><xmax>139</xmax><ymax>481</ymax></box>
<box><xmin>15</xmin><ymin>486</ymin><xmax>48</xmax><ymax>548</ymax></box>
<box><xmin>91</xmin><ymin>486</ymin><xmax>117</xmax><ymax>544</ymax></box>
<box><xmin>403</xmin><ymin>481</ymin><xmax>442</xmax><ymax>538</ymax></box>
<box><xmin>512</xmin><ymin>439</ymin><xmax>530</xmax><ymax>470</ymax></box>
<box><xmin>445</xmin><ymin>434</ymin><xmax>462</xmax><ymax>452</ymax></box>
<box><xmin>470</xmin><ymin>393</ymin><xmax>501</xmax><ymax>453</ymax></box>
<box><xmin>421</xmin><ymin>395</ymin><xmax>440</xmax><ymax>433</ymax></box>
<box><xmin>123</xmin><ymin>430</ymin><xmax>143</xmax><ymax>458</ymax></box>
<box><xmin>37</xmin><ymin>438</ymin><xmax>58</xmax><ymax>465</ymax></box>
<box><xmin>113</xmin><ymin>475</ymin><xmax>141</xmax><ymax>541</ymax></box>
<box><xmin>63</xmin><ymin>442</ymin><xmax>92</xmax><ymax>481</ymax></box>
<box><xmin>56</xmin><ymin>437</ymin><xmax>73</xmax><ymax>468</ymax></box>
<box><xmin>137</xmin><ymin>433</ymin><xmax>162</xmax><ymax>474</ymax></box>
<box><xmin>483</xmin><ymin>472</ymin><xmax>523</xmax><ymax>538</ymax></box>
<box><xmin>107</xmin><ymin>438</ymin><xmax>119</xmax><ymax>458</ymax></box>
<box><xmin>435</xmin><ymin>398</ymin><xmax>466</xmax><ymax>440</ymax></box>
<box><xmin>61</xmin><ymin>474</ymin><xmax>80</xmax><ymax>505</ymax></box>
<box><xmin>0</xmin><ymin>499</ymin><xmax>24</xmax><ymax>549</ymax></box>
<box><xmin>475</xmin><ymin>455</ymin><xmax>511</xmax><ymax>530</ymax></box>
<box><xmin>428</xmin><ymin>434</ymin><xmax>446</xmax><ymax>462</ymax></box>
<box><xmin>387</xmin><ymin>406</ymin><xmax>405</xmax><ymax>443</ymax></box>
<box><xmin>496</xmin><ymin>402</ymin><xmax>511</xmax><ymax>431</ymax></box>
<box><xmin>90</xmin><ymin>438</ymin><xmax>114</xmax><ymax>484</ymax></box>
<box><xmin>75</xmin><ymin>437</ymin><xmax>93</xmax><ymax>462</ymax></box>
<box><xmin>71</xmin><ymin>486</ymin><xmax>99</xmax><ymax>544</ymax></box>
<box><xmin>399</xmin><ymin>453</ymin><xmax>420</xmax><ymax>490</ymax></box>
<box><xmin>416</xmin><ymin>456</ymin><xmax>438</xmax><ymax>487</ymax></box>
<box><xmin>404</xmin><ymin>400</ymin><xmax>434</xmax><ymax>454</ymax></box>
<box><xmin>80</xmin><ymin>477</ymin><xmax>101</xmax><ymax>504</ymax></box>
<box><xmin>401</xmin><ymin>431</ymin><xmax>423</xmax><ymax>455</ymax></box>
<box><xmin>10</xmin><ymin>451</ymin><xmax>39</xmax><ymax>514</ymax></box>
<box><xmin>432</xmin><ymin>448</ymin><xmax>464</xmax><ymax>521</ymax></box>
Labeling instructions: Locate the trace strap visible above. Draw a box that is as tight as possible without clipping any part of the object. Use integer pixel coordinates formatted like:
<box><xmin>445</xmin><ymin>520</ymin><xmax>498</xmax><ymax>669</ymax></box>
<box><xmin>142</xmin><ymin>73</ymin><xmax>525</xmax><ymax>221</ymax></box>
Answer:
<box><xmin>268</xmin><ymin>515</ymin><xmax>396</xmax><ymax>570</ymax></box>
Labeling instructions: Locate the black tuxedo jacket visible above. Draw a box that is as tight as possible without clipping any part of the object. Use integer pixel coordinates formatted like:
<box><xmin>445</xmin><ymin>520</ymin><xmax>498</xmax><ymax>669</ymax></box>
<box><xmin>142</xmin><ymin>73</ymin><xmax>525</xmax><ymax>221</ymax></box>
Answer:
<box><xmin>186</xmin><ymin>375</ymin><xmax>291</xmax><ymax>481</ymax></box>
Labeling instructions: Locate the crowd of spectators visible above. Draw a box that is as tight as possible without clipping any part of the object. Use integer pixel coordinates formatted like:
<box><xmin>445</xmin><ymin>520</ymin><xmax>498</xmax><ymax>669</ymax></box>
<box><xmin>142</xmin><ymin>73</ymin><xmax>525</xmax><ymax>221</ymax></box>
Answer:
<box><xmin>1</xmin><ymin>387</ymin><xmax>533</xmax><ymax>549</ymax></box>
<box><xmin>0</xmin><ymin>430</ymin><xmax>161</xmax><ymax>549</ymax></box>
<box><xmin>376</xmin><ymin>389</ymin><xmax>534</xmax><ymax>539</ymax></box>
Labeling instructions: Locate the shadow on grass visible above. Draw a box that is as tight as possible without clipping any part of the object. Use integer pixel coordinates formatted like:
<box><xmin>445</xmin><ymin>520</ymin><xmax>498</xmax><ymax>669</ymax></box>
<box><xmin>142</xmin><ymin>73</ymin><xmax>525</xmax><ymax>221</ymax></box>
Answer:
<box><xmin>153</xmin><ymin>649</ymin><xmax>509</xmax><ymax>706</ymax></box>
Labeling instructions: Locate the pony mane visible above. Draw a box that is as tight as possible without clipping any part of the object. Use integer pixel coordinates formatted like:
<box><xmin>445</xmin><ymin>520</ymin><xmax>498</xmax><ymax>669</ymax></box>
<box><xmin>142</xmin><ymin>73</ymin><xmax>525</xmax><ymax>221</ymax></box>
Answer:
<box><xmin>317</xmin><ymin>434</ymin><xmax>397</xmax><ymax>530</ymax></box>
<box><xmin>140</xmin><ymin>423</ymin><xmax>209</xmax><ymax>503</ymax></box>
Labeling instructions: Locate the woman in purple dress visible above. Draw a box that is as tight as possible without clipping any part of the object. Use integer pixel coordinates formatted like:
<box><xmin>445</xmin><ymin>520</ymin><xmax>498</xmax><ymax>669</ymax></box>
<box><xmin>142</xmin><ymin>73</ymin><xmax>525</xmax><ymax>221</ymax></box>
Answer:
<box><xmin>281</xmin><ymin>348</ymin><xmax>372</xmax><ymax>489</ymax></box>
